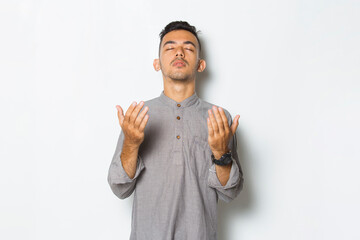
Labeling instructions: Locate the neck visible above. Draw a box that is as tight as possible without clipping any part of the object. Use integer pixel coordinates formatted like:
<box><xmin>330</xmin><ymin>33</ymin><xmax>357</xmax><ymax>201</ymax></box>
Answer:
<box><xmin>163</xmin><ymin>77</ymin><xmax>196</xmax><ymax>103</ymax></box>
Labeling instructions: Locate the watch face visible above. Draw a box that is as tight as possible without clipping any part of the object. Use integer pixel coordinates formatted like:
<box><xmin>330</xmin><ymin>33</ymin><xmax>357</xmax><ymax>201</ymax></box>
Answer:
<box><xmin>223</xmin><ymin>156</ymin><xmax>232</xmax><ymax>165</ymax></box>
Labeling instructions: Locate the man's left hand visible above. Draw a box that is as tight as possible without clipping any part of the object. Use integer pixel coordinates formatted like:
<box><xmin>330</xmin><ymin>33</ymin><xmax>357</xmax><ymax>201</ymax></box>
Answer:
<box><xmin>207</xmin><ymin>106</ymin><xmax>240</xmax><ymax>159</ymax></box>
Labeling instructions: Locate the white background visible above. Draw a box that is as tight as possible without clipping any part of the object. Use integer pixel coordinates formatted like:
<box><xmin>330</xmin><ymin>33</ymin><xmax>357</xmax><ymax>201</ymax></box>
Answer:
<box><xmin>1</xmin><ymin>0</ymin><xmax>359</xmax><ymax>239</ymax></box>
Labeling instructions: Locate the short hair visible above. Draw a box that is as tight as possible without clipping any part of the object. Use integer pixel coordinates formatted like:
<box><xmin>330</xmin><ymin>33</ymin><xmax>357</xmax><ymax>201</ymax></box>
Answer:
<box><xmin>158</xmin><ymin>21</ymin><xmax>202</xmax><ymax>55</ymax></box>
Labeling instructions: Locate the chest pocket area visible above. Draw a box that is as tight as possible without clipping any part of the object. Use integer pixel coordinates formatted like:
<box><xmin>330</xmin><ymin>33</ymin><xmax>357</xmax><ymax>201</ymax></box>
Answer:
<box><xmin>190</xmin><ymin>136</ymin><xmax>212</xmax><ymax>180</ymax></box>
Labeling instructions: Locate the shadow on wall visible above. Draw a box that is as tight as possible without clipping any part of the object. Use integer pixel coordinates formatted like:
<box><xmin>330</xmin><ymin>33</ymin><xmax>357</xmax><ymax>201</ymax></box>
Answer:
<box><xmin>217</xmin><ymin>130</ymin><xmax>253</xmax><ymax>240</ymax></box>
<box><xmin>196</xmin><ymin>37</ymin><xmax>254</xmax><ymax>240</ymax></box>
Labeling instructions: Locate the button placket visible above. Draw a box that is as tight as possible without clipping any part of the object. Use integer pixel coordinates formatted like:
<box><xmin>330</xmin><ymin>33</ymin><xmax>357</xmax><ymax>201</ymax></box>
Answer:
<box><xmin>175</xmin><ymin>103</ymin><xmax>183</xmax><ymax>143</ymax></box>
<box><xmin>173</xmin><ymin>103</ymin><xmax>184</xmax><ymax>165</ymax></box>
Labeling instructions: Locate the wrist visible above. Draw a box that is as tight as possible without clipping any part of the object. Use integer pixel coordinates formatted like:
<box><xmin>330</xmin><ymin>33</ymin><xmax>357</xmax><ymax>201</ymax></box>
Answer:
<box><xmin>212</xmin><ymin>148</ymin><xmax>230</xmax><ymax>160</ymax></box>
<box><xmin>123</xmin><ymin>139</ymin><xmax>140</xmax><ymax>150</ymax></box>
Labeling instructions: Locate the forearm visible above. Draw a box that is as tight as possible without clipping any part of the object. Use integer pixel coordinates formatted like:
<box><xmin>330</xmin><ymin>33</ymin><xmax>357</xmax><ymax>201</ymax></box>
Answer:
<box><xmin>215</xmin><ymin>163</ymin><xmax>232</xmax><ymax>186</ymax></box>
<box><xmin>213</xmin><ymin>149</ymin><xmax>231</xmax><ymax>186</ymax></box>
<box><xmin>120</xmin><ymin>139</ymin><xmax>140</xmax><ymax>179</ymax></box>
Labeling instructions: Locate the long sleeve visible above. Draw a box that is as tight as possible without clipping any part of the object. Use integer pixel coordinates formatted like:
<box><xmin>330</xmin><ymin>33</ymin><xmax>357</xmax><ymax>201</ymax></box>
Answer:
<box><xmin>207</xmin><ymin>112</ymin><xmax>244</xmax><ymax>203</ymax></box>
<box><xmin>107</xmin><ymin>130</ymin><xmax>145</xmax><ymax>200</ymax></box>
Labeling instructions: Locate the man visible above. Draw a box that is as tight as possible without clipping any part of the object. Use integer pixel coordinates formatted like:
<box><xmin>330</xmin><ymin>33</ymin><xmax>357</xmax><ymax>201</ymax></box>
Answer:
<box><xmin>108</xmin><ymin>21</ymin><xmax>244</xmax><ymax>240</ymax></box>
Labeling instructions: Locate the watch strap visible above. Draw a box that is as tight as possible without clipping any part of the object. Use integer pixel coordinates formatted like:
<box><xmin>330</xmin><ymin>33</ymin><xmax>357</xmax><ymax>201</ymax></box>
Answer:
<box><xmin>211</xmin><ymin>151</ymin><xmax>232</xmax><ymax>166</ymax></box>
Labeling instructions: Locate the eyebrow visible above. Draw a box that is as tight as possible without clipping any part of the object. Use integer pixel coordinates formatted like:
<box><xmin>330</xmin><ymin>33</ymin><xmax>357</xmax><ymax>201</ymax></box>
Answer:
<box><xmin>163</xmin><ymin>40</ymin><xmax>196</xmax><ymax>48</ymax></box>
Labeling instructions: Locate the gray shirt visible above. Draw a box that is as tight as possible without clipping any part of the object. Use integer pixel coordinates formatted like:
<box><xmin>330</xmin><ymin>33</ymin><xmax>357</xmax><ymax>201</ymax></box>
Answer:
<box><xmin>108</xmin><ymin>90</ymin><xmax>244</xmax><ymax>240</ymax></box>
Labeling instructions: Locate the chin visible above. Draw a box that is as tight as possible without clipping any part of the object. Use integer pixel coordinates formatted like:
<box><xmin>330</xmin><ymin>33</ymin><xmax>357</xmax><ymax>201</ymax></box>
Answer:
<box><xmin>169</xmin><ymin>74</ymin><xmax>191</xmax><ymax>81</ymax></box>
<box><xmin>169</xmin><ymin>69</ymin><xmax>196</xmax><ymax>80</ymax></box>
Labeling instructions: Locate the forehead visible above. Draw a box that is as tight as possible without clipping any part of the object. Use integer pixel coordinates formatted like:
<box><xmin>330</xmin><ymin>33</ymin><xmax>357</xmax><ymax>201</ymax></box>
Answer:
<box><xmin>161</xmin><ymin>30</ymin><xmax>199</xmax><ymax>48</ymax></box>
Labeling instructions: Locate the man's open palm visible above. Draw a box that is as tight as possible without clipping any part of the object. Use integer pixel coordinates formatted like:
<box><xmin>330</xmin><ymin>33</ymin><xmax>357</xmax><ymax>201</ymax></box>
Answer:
<box><xmin>116</xmin><ymin>101</ymin><xmax>149</xmax><ymax>147</ymax></box>
<box><xmin>207</xmin><ymin>106</ymin><xmax>240</xmax><ymax>158</ymax></box>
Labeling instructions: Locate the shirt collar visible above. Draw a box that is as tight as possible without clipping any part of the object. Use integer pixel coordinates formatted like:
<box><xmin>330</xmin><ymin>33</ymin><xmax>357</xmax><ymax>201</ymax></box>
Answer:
<box><xmin>159</xmin><ymin>90</ymin><xmax>199</xmax><ymax>108</ymax></box>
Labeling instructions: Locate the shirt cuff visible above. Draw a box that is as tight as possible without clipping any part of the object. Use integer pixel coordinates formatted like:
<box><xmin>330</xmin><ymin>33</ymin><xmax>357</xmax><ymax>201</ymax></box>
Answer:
<box><xmin>110</xmin><ymin>154</ymin><xmax>145</xmax><ymax>184</ymax></box>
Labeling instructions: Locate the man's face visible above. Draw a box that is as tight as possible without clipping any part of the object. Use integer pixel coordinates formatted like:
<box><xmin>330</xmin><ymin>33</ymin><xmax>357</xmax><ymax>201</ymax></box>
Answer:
<box><xmin>154</xmin><ymin>30</ymin><xmax>205</xmax><ymax>81</ymax></box>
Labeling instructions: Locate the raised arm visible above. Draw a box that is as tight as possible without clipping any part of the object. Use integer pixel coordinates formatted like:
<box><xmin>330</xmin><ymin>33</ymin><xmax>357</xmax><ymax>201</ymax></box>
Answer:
<box><xmin>107</xmin><ymin>101</ymin><xmax>149</xmax><ymax>199</ymax></box>
<box><xmin>206</xmin><ymin>106</ymin><xmax>244</xmax><ymax>203</ymax></box>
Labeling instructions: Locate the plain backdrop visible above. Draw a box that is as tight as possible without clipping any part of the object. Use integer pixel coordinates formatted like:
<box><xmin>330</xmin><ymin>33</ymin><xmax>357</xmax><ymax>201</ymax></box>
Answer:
<box><xmin>1</xmin><ymin>0</ymin><xmax>359</xmax><ymax>239</ymax></box>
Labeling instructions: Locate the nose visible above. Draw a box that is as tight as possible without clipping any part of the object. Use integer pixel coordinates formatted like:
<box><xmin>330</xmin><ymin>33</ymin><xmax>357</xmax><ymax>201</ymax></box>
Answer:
<box><xmin>175</xmin><ymin>47</ymin><xmax>184</xmax><ymax>57</ymax></box>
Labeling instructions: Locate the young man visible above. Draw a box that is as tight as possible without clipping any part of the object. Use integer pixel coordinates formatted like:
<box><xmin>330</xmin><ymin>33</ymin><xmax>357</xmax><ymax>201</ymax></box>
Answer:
<box><xmin>108</xmin><ymin>21</ymin><xmax>244</xmax><ymax>240</ymax></box>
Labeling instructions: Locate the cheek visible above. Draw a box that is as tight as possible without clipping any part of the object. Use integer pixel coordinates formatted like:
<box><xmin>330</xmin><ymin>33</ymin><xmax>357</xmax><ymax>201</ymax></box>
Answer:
<box><xmin>160</xmin><ymin>52</ymin><xmax>172</xmax><ymax>62</ymax></box>
<box><xmin>189</xmin><ymin>57</ymin><xmax>199</xmax><ymax>67</ymax></box>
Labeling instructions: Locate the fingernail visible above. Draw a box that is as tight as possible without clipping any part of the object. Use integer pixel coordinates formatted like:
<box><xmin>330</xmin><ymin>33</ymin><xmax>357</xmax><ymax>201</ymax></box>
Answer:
<box><xmin>132</xmin><ymin>101</ymin><xmax>136</xmax><ymax>106</ymax></box>
<box><xmin>219</xmin><ymin>107</ymin><xmax>223</xmax><ymax>111</ymax></box>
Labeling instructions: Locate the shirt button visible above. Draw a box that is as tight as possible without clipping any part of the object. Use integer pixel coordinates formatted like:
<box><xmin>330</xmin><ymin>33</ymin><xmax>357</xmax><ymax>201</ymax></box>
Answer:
<box><xmin>176</xmin><ymin>135</ymin><xmax>180</xmax><ymax>139</ymax></box>
<box><xmin>176</xmin><ymin>116</ymin><xmax>180</xmax><ymax>120</ymax></box>
<box><xmin>177</xmin><ymin>104</ymin><xmax>181</xmax><ymax>107</ymax></box>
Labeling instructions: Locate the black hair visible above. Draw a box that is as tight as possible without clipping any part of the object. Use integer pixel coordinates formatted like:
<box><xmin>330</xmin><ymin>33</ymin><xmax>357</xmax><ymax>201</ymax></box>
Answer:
<box><xmin>158</xmin><ymin>21</ymin><xmax>201</xmax><ymax>55</ymax></box>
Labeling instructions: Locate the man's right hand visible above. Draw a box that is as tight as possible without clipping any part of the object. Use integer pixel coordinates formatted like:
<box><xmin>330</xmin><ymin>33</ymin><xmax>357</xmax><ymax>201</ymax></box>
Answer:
<box><xmin>116</xmin><ymin>101</ymin><xmax>149</xmax><ymax>148</ymax></box>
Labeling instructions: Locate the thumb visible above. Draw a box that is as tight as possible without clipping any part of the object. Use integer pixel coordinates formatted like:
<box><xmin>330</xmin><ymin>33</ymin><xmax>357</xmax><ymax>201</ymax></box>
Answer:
<box><xmin>230</xmin><ymin>115</ymin><xmax>240</xmax><ymax>135</ymax></box>
<box><xmin>116</xmin><ymin>105</ymin><xmax>124</xmax><ymax>127</ymax></box>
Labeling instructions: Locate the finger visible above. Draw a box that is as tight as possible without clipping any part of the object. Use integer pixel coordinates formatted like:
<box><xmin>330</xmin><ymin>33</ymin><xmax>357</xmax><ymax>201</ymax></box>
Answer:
<box><xmin>218</xmin><ymin>107</ymin><xmax>230</xmax><ymax>133</ymax></box>
<box><xmin>230</xmin><ymin>115</ymin><xmax>240</xmax><ymax>135</ymax></box>
<box><xmin>208</xmin><ymin>108</ymin><xmax>219</xmax><ymax>133</ymax></box>
<box><xmin>129</xmin><ymin>101</ymin><xmax>144</xmax><ymax>124</ymax></box>
<box><xmin>207</xmin><ymin>117</ymin><xmax>214</xmax><ymax>137</ymax></box>
<box><xmin>116</xmin><ymin>105</ymin><xmax>124</xmax><ymax>127</ymax></box>
<box><xmin>124</xmin><ymin>101</ymin><xmax>137</xmax><ymax>123</ymax></box>
<box><xmin>212</xmin><ymin>106</ymin><xmax>225</xmax><ymax>133</ymax></box>
<box><xmin>139</xmin><ymin>114</ymin><xmax>149</xmax><ymax>132</ymax></box>
<box><xmin>134</xmin><ymin>106</ymin><xmax>149</xmax><ymax>128</ymax></box>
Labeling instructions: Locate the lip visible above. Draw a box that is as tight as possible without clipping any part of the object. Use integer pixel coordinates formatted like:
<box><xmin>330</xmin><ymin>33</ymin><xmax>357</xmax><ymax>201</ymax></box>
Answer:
<box><xmin>172</xmin><ymin>60</ymin><xmax>186</xmax><ymax>67</ymax></box>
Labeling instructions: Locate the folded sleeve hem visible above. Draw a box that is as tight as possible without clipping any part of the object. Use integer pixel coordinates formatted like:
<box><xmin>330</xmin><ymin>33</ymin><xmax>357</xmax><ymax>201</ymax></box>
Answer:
<box><xmin>110</xmin><ymin>154</ymin><xmax>145</xmax><ymax>184</ymax></box>
<box><xmin>207</xmin><ymin>158</ymin><xmax>241</xmax><ymax>190</ymax></box>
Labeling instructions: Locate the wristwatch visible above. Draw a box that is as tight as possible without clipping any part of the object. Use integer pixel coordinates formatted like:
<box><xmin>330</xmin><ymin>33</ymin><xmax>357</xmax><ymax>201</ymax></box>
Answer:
<box><xmin>211</xmin><ymin>151</ymin><xmax>232</xmax><ymax>166</ymax></box>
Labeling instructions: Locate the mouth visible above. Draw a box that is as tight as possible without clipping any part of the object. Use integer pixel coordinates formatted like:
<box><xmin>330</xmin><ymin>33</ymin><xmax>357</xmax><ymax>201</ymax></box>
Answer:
<box><xmin>172</xmin><ymin>60</ymin><xmax>186</xmax><ymax>67</ymax></box>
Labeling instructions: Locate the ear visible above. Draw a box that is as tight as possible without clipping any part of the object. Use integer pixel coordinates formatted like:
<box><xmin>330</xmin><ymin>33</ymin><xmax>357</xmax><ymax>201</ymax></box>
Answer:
<box><xmin>197</xmin><ymin>59</ymin><xmax>206</xmax><ymax>72</ymax></box>
<box><xmin>153</xmin><ymin>59</ymin><xmax>160</xmax><ymax>71</ymax></box>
